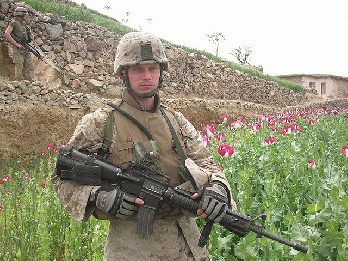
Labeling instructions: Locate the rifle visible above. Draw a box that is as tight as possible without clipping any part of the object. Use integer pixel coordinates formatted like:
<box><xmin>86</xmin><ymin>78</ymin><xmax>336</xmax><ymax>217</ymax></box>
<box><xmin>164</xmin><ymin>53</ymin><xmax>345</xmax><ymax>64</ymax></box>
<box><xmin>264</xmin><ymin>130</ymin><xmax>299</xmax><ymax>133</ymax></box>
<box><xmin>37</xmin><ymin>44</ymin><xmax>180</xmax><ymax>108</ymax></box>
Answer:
<box><xmin>56</xmin><ymin>145</ymin><xmax>309</xmax><ymax>254</ymax></box>
<box><xmin>10</xmin><ymin>33</ymin><xmax>47</xmax><ymax>64</ymax></box>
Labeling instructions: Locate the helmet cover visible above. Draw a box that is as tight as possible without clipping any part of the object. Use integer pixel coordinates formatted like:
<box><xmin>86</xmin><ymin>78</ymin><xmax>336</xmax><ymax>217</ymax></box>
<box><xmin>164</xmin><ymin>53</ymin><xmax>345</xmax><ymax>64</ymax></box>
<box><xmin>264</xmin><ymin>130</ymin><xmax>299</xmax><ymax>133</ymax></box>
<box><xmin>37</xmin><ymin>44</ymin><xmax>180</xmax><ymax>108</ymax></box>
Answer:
<box><xmin>14</xmin><ymin>7</ymin><xmax>27</xmax><ymax>17</ymax></box>
<box><xmin>114</xmin><ymin>32</ymin><xmax>169</xmax><ymax>74</ymax></box>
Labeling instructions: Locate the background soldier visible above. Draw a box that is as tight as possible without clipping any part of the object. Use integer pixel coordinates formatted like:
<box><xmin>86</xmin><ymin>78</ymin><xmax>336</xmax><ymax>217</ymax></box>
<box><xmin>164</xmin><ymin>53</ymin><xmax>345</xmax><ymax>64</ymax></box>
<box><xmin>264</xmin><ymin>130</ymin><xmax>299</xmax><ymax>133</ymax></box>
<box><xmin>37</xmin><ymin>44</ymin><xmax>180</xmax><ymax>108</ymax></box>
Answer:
<box><xmin>52</xmin><ymin>32</ymin><xmax>237</xmax><ymax>260</ymax></box>
<box><xmin>4</xmin><ymin>6</ymin><xmax>35</xmax><ymax>81</ymax></box>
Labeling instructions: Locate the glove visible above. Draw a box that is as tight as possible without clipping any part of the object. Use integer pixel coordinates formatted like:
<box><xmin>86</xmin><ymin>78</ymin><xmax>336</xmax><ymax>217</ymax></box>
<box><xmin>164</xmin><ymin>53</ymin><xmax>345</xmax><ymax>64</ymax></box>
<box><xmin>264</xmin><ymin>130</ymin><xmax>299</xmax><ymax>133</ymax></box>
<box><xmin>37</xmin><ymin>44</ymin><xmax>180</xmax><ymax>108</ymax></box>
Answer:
<box><xmin>91</xmin><ymin>184</ymin><xmax>137</xmax><ymax>219</ymax></box>
<box><xmin>200</xmin><ymin>182</ymin><xmax>228</xmax><ymax>223</ymax></box>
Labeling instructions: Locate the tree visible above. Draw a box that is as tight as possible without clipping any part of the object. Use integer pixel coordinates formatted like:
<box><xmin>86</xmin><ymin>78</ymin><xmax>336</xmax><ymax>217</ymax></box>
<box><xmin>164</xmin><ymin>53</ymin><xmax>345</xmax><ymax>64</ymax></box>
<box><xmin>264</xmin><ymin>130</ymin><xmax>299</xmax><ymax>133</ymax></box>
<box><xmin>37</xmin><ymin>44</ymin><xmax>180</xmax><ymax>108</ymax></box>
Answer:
<box><xmin>206</xmin><ymin>32</ymin><xmax>225</xmax><ymax>56</ymax></box>
<box><xmin>122</xmin><ymin>11</ymin><xmax>130</xmax><ymax>24</ymax></box>
<box><xmin>230</xmin><ymin>46</ymin><xmax>252</xmax><ymax>65</ymax></box>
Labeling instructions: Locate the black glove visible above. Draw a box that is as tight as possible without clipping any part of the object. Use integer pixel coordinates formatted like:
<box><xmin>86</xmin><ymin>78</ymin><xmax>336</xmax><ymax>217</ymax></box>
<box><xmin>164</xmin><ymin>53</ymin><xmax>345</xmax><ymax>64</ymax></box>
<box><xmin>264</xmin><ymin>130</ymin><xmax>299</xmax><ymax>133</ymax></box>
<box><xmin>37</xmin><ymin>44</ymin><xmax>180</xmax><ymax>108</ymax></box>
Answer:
<box><xmin>200</xmin><ymin>182</ymin><xmax>228</xmax><ymax>223</ymax></box>
<box><xmin>91</xmin><ymin>184</ymin><xmax>137</xmax><ymax>219</ymax></box>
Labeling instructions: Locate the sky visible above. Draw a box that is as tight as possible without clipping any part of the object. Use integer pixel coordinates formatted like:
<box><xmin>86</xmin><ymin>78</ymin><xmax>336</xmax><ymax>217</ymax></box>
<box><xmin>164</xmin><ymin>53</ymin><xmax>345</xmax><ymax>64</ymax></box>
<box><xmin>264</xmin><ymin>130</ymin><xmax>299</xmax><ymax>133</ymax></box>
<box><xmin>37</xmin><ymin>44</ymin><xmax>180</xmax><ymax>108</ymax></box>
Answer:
<box><xmin>73</xmin><ymin>0</ymin><xmax>348</xmax><ymax>77</ymax></box>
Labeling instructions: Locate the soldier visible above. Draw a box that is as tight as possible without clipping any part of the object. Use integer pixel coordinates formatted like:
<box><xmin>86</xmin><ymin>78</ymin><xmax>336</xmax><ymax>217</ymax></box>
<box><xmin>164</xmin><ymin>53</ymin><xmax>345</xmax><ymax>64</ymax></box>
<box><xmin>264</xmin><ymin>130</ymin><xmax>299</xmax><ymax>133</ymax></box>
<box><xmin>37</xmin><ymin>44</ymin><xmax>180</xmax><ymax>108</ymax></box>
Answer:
<box><xmin>4</xmin><ymin>6</ymin><xmax>35</xmax><ymax>81</ymax></box>
<box><xmin>52</xmin><ymin>32</ymin><xmax>237</xmax><ymax>260</ymax></box>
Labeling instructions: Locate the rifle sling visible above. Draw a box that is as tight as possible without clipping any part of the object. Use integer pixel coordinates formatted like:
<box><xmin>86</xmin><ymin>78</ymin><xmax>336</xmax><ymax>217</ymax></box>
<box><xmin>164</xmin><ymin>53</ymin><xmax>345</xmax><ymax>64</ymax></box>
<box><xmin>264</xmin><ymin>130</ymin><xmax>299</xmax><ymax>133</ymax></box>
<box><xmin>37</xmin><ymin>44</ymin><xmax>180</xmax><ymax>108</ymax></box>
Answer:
<box><xmin>159</xmin><ymin>106</ymin><xmax>199</xmax><ymax>191</ymax></box>
<box><xmin>107</xmin><ymin>101</ymin><xmax>154</xmax><ymax>140</ymax></box>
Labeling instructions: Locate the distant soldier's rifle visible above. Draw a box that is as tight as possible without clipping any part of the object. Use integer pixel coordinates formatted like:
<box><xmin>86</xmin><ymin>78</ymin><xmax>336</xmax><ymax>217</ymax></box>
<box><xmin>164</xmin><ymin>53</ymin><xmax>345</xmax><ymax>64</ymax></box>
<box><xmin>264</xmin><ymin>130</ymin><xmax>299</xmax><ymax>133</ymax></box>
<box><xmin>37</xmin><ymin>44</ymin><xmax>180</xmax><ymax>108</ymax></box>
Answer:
<box><xmin>56</xmin><ymin>145</ymin><xmax>309</xmax><ymax>254</ymax></box>
<box><xmin>10</xmin><ymin>33</ymin><xmax>47</xmax><ymax>64</ymax></box>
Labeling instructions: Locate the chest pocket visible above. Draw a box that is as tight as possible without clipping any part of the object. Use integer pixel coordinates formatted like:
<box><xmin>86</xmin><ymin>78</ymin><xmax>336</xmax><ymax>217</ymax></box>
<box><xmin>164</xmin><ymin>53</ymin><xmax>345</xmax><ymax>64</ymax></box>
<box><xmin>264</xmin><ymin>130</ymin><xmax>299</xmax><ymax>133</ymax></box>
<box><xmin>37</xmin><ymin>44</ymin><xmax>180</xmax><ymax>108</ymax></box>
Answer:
<box><xmin>101</xmin><ymin>104</ymin><xmax>164</xmax><ymax>168</ymax></box>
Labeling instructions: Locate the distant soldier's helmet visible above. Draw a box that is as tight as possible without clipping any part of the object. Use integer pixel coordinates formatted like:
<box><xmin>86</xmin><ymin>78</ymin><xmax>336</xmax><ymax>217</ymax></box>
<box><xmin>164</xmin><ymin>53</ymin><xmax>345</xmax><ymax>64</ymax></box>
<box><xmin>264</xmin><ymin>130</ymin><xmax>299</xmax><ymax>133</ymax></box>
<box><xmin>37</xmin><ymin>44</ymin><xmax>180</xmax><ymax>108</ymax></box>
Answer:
<box><xmin>14</xmin><ymin>7</ymin><xmax>28</xmax><ymax>17</ymax></box>
<box><xmin>114</xmin><ymin>32</ymin><xmax>169</xmax><ymax>74</ymax></box>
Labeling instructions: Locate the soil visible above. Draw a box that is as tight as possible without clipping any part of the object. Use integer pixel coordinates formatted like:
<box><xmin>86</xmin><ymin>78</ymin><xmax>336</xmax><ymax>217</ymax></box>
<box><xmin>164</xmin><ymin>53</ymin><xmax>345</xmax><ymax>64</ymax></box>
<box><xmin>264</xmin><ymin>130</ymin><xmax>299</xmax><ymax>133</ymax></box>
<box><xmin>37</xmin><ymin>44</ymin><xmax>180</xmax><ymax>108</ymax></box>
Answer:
<box><xmin>0</xmin><ymin>103</ymin><xmax>86</xmax><ymax>163</ymax></box>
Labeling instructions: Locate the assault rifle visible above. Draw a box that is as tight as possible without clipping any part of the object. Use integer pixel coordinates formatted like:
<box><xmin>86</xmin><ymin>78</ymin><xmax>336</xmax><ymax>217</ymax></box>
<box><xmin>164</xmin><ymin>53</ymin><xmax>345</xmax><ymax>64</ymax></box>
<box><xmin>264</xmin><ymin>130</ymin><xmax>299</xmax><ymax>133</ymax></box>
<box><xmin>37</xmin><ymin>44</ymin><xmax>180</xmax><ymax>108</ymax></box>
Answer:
<box><xmin>10</xmin><ymin>33</ymin><xmax>47</xmax><ymax>64</ymax></box>
<box><xmin>56</xmin><ymin>145</ymin><xmax>308</xmax><ymax>254</ymax></box>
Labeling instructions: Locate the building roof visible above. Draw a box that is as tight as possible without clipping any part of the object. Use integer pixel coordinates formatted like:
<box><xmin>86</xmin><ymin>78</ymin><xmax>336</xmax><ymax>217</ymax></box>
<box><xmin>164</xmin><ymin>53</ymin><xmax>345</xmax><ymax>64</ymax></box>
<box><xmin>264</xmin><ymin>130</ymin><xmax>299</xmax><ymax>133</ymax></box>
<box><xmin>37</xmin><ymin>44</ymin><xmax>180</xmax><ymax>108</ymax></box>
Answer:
<box><xmin>277</xmin><ymin>74</ymin><xmax>348</xmax><ymax>81</ymax></box>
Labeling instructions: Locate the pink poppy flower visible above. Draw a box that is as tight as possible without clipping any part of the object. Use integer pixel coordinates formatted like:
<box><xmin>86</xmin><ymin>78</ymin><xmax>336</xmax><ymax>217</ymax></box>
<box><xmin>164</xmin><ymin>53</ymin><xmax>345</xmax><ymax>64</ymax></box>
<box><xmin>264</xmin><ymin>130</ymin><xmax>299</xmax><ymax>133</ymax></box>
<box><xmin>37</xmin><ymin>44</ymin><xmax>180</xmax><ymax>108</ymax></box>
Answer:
<box><xmin>251</xmin><ymin>124</ymin><xmax>260</xmax><ymax>133</ymax></box>
<box><xmin>283</xmin><ymin>125</ymin><xmax>295</xmax><ymax>134</ymax></box>
<box><xmin>215</xmin><ymin>132</ymin><xmax>226</xmax><ymax>142</ymax></box>
<box><xmin>218</xmin><ymin>144</ymin><xmax>235</xmax><ymax>157</ymax></box>
<box><xmin>308</xmin><ymin>119</ymin><xmax>316</xmax><ymax>125</ymax></box>
<box><xmin>45</xmin><ymin>145</ymin><xmax>52</xmax><ymax>150</ymax></box>
<box><xmin>0</xmin><ymin>206</ymin><xmax>4</xmax><ymax>212</ymax></box>
<box><xmin>221</xmin><ymin>114</ymin><xmax>230</xmax><ymax>122</ymax></box>
<box><xmin>0</xmin><ymin>179</ymin><xmax>3</xmax><ymax>185</ymax></box>
<box><xmin>22</xmin><ymin>174</ymin><xmax>30</xmax><ymax>180</ymax></box>
<box><xmin>299</xmin><ymin>112</ymin><xmax>308</xmax><ymax>118</ymax></box>
<box><xmin>53</xmin><ymin>147</ymin><xmax>59</xmax><ymax>153</ymax></box>
<box><xmin>265</xmin><ymin>136</ymin><xmax>276</xmax><ymax>144</ymax></box>
<box><xmin>202</xmin><ymin>125</ymin><xmax>215</xmax><ymax>136</ymax></box>
<box><xmin>308</xmin><ymin>160</ymin><xmax>316</xmax><ymax>169</ymax></box>
<box><xmin>203</xmin><ymin>136</ymin><xmax>210</xmax><ymax>147</ymax></box>
<box><xmin>342</xmin><ymin>146</ymin><xmax>348</xmax><ymax>158</ymax></box>
<box><xmin>40</xmin><ymin>151</ymin><xmax>46</xmax><ymax>156</ymax></box>
<box><xmin>233</xmin><ymin>119</ymin><xmax>243</xmax><ymax>130</ymax></box>
<box><xmin>42</xmin><ymin>183</ymin><xmax>47</xmax><ymax>188</ymax></box>
<box><xmin>3</xmin><ymin>175</ymin><xmax>10</xmax><ymax>182</ymax></box>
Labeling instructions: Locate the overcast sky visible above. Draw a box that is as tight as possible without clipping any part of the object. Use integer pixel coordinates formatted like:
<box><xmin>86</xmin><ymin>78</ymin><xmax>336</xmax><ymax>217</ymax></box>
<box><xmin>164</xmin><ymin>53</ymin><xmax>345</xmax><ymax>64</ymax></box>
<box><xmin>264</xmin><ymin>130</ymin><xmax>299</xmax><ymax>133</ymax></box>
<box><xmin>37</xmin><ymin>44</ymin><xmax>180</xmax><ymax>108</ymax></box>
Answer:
<box><xmin>73</xmin><ymin>0</ymin><xmax>348</xmax><ymax>77</ymax></box>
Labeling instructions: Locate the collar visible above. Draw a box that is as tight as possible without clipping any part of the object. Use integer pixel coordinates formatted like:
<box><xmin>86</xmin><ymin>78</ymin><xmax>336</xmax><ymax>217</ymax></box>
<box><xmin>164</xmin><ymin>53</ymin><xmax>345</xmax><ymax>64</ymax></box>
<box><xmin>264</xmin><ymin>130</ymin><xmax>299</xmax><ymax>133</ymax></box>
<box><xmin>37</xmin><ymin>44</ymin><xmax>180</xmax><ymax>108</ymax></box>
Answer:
<box><xmin>121</xmin><ymin>89</ymin><xmax>160</xmax><ymax>112</ymax></box>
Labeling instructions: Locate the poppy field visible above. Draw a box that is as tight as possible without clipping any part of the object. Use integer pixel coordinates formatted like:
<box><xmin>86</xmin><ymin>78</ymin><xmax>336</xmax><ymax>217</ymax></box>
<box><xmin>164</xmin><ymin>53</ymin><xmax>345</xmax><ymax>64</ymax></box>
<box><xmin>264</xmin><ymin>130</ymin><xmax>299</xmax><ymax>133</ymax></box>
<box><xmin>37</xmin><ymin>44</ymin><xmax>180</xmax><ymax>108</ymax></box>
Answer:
<box><xmin>0</xmin><ymin>106</ymin><xmax>347</xmax><ymax>260</ymax></box>
<box><xmin>202</xmin><ymin>106</ymin><xmax>348</xmax><ymax>260</ymax></box>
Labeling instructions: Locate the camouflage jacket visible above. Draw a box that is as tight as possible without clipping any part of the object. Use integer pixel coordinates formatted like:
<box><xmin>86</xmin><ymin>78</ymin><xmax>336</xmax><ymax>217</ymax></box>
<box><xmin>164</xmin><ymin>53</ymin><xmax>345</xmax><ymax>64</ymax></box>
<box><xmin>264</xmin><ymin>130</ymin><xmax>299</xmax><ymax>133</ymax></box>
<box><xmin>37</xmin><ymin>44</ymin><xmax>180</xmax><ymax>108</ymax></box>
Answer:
<box><xmin>52</xmin><ymin>90</ymin><xmax>236</xmax><ymax>260</ymax></box>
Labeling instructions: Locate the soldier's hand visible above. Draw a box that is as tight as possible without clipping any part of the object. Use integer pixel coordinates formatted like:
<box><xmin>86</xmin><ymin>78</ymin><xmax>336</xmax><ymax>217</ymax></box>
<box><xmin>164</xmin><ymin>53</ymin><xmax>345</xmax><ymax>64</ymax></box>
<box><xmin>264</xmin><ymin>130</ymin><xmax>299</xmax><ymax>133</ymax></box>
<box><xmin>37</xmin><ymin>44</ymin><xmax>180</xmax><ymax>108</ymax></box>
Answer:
<box><xmin>135</xmin><ymin>198</ymin><xmax>145</xmax><ymax>205</ymax></box>
<box><xmin>191</xmin><ymin>182</ymin><xmax>228</xmax><ymax>223</ymax></box>
<box><xmin>16</xmin><ymin>43</ymin><xmax>23</xmax><ymax>49</ymax></box>
<box><xmin>94</xmin><ymin>184</ymin><xmax>142</xmax><ymax>219</ymax></box>
<box><xmin>191</xmin><ymin>192</ymin><xmax>208</xmax><ymax>219</ymax></box>
<box><xmin>134</xmin><ymin>197</ymin><xmax>145</xmax><ymax>212</ymax></box>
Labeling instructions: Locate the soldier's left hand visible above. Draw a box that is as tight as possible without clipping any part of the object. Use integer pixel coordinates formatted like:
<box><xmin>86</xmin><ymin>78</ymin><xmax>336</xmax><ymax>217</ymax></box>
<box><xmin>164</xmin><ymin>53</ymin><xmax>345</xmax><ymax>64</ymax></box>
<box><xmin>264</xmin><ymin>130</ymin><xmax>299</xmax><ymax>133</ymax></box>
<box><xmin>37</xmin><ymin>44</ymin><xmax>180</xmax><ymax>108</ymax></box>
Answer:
<box><xmin>191</xmin><ymin>182</ymin><xmax>229</xmax><ymax>223</ymax></box>
<box><xmin>191</xmin><ymin>192</ymin><xmax>208</xmax><ymax>219</ymax></box>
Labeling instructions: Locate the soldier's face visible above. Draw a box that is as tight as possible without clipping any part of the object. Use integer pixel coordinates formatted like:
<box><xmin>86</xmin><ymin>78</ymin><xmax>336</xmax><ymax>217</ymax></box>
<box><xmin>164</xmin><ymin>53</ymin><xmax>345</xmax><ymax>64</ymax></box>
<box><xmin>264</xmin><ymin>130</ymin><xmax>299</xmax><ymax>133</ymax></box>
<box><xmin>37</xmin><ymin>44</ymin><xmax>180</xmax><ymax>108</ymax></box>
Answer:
<box><xmin>127</xmin><ymin>62</ymin><xmax>161</xmax><ymax>95</ymax></box>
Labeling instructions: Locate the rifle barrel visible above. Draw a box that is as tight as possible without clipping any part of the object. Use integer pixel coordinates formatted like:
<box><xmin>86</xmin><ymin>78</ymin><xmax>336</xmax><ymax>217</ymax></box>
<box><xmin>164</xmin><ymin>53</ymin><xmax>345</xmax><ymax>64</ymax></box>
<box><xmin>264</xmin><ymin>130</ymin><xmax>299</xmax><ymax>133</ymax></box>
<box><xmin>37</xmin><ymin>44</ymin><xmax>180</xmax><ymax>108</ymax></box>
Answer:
<box><xmin>249</xmin><ymin>225</ymin><xmax>308</xmax><ymax>253</ymax></box>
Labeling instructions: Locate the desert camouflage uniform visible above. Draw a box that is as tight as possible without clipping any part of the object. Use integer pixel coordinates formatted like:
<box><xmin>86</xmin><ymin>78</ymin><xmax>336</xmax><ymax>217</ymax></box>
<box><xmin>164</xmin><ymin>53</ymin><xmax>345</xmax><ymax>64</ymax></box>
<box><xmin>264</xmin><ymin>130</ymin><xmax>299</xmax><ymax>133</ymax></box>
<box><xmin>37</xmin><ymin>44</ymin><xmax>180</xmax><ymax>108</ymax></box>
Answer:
<box><xmin>52</xmin><ymin>90</ymin><xmax>237</xmax><ymax>260</ymax></box>
<box><xmin>7</xmin><ymin>19</ymin><xmax>34</xmax><ymax>81</ymax></box>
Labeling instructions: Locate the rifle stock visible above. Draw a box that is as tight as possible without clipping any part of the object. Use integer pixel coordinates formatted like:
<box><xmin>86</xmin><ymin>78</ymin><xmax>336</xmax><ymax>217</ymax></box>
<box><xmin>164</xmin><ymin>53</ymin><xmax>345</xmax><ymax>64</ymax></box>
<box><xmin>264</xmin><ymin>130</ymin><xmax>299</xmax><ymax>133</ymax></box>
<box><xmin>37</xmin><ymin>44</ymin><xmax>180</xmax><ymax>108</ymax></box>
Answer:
<box><xmin>56</xmin><ymin>145</ymin><xmax>308</xmax><ymax>254</ymax></box>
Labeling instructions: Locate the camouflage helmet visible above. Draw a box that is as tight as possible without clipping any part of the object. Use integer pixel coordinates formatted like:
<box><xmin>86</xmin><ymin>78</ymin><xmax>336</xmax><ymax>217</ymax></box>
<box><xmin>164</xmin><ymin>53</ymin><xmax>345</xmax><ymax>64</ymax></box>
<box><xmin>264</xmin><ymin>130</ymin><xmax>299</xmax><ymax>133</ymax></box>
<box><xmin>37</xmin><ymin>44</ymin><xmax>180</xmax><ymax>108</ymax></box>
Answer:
<box><xmin>114</xmin><ymin>32</ymin><xmax>169</xmax><ymax>74</ymax></box>
<box><xmin>14</xmin><ymin>7</ymin><xmax>28</xmax><ymax>17</ymax></box>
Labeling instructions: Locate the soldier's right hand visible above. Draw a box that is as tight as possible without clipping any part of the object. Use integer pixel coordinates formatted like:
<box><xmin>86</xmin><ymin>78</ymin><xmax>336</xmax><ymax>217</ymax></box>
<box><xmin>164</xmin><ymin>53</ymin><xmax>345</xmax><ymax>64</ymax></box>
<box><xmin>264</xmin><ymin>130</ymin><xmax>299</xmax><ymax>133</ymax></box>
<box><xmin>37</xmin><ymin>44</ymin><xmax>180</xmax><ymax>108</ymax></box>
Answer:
<box><xmin>93</xmin><ymin>184</ymin><xmax>144</xmax><ymax>219</ymax></box>
<box><xmin>16</xmin><ymin>43</ymin><xmax>23</xmax><ymax>49</ymax></box>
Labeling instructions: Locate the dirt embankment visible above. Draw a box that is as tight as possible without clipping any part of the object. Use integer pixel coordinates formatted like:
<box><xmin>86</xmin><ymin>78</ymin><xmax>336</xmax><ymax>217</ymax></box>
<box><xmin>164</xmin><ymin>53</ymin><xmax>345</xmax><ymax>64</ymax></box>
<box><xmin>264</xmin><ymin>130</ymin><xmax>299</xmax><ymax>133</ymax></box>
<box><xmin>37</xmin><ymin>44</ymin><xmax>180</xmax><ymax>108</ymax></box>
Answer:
<box><xmin>0</xmin><ymin>103</ymin><xmax>85</xmax><ymax>163</ymax></box>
